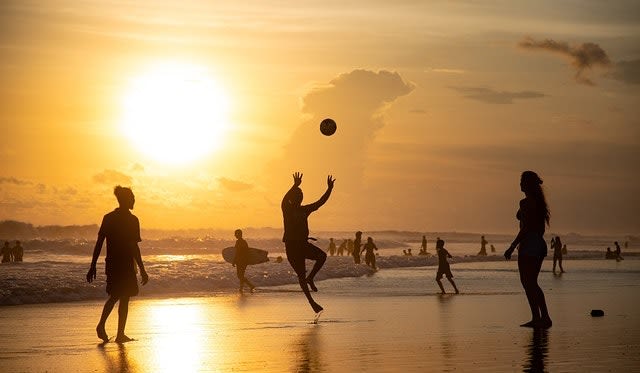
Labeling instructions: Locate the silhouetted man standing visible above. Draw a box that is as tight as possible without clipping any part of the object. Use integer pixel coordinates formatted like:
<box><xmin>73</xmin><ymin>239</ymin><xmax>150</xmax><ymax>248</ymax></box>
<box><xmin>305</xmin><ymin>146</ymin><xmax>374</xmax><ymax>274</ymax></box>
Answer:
<box><xmin>282</xmin><ymin>172</ymin><xmax>334</xmax><ymax>313</ymax></box>
<box><xmin>87</xmin><ymin>186</ymin><xmax>148</xmax><ymax>343</ymax></box>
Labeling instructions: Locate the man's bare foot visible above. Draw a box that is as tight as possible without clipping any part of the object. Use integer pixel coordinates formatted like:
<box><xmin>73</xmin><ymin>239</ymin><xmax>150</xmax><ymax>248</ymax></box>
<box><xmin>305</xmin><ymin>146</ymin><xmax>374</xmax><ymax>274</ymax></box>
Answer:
<box><xmin>306</xmin><ymin>278</ymin><xmax>318</xmax><ymax>292</ymax></box>
<box><xmin>96</xmin><ymin>325</ymin><xmax>109</xmax><ymax>343</ymax></box>
<box><xmin>115</xmin><ymin>335</ymin><xmax>136</xmax><ymax>343</ymax></box>
<box><xmin>311</xmin><ymin>302</ymin><xmax>323</xmax><ymax>313</ymax></box>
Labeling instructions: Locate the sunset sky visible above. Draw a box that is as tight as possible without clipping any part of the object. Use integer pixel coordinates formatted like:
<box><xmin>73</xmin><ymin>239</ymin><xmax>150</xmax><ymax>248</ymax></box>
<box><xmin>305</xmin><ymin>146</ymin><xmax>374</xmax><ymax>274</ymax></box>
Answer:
<box><xmin>1</xmin><ymin>1</ymin><xmax>638</xmax><ymax>234</ymax></box>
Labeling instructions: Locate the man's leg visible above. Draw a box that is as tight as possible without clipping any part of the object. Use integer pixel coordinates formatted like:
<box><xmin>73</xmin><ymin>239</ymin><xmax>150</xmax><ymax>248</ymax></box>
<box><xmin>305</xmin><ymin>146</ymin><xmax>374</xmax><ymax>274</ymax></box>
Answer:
<box><xmin>287</xmin><ymin>242</ymin><xmax>323</xmax><ymax>313</ymax></box>
<box><xmin>97</xmin><ymin>296</ymin><xmax>118</xmax><ymax>342</ymax></box>
<box><xmin>305</xmin><ymin>242</ymin><xmax>327</xmax><ymax>292</ymax></box>
<box><xmin>115</xmin><ymin>296</ymin><xmax>132</xmax><ymax>342</ymax></box>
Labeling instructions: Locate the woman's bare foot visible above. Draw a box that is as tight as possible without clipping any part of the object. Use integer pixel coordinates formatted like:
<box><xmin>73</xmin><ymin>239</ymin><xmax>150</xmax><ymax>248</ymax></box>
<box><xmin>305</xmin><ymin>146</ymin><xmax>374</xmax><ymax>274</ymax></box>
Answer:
<box><xmin>538</xmin><ymin>318</ymin><xmax>553</xmax><ymax>329</ymax></box>
<box><xmin>520</xmin><ymin>320</ymin><xmax>537</xmax><ymax>328</ymax></box>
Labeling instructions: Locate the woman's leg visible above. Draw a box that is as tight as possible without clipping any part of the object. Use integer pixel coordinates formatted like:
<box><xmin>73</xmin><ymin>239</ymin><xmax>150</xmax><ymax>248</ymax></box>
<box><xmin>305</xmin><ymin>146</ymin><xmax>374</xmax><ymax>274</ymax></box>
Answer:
<box><xmin>532</xmin><ymin>256</ymin><xmax>552</xmax><ymax>326</ymax></box>
<box><xmin>519</xmin><ymin>256</ymin><xmax>541</xmax><ymax>325</ymax></box>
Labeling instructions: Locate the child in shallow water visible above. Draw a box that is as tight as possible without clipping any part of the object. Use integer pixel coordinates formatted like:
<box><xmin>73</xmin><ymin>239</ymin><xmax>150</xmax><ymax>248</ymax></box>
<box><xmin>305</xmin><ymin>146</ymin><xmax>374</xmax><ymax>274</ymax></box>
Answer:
<box><xmin>435</xmin><ymin>239</ymin><xmax>459</xmax><ymax>294</ymax></box>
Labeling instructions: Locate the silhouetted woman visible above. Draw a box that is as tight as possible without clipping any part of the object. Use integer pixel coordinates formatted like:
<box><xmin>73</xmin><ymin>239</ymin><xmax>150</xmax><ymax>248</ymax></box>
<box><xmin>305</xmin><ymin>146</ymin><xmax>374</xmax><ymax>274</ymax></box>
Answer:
<box><xmin>504</xmin><ymin>171</ymin><xmax>552</xmax><ymax>328</ymax></box>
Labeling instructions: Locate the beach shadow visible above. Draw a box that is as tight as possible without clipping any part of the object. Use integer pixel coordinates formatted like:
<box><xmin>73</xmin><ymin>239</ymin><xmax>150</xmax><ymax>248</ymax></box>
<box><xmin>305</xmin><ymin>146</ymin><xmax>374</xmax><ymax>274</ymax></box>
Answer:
<box><xmin>523</xmin><ymin>328</ymin><xmax>549</xmax><ymax>373</ymax></box>
<box><xmin>293</xmin><ymin>325</ymin><xmax>324</xmax><ymax>373</ymax></box>
<box><xmin>99</xmin><ymin>342</ymin><xmax>138</xmax><ymax>372</ymax></box>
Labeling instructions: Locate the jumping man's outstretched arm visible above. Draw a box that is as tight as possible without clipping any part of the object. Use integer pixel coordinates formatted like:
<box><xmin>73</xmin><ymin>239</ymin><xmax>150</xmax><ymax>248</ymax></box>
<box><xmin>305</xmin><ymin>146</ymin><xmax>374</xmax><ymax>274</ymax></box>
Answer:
<box><xmin>306</xmin><ymin>175</ymin><xmax>336</xmax><ymax>211</ymax></box>
<box><xmin>282</xmin><ymin>172</ymin><xmax>303</xmax><ymax>209</ymax></box>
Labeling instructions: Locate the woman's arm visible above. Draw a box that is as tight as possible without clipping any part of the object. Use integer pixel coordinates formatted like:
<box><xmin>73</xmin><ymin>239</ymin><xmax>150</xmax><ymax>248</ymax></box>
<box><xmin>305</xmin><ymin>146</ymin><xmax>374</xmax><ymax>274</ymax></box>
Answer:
<box><xmin>505</xmin><ymin>199</ymin><xmax>530</xmax><ymax>259</ymax></box>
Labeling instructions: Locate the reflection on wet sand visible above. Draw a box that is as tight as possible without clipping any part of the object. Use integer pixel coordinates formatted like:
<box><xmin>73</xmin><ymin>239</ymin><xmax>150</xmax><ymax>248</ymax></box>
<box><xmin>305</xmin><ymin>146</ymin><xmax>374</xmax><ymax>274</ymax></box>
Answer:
<box><xmin>294</xmin><ymin>325</ymin><xmax>324</xmax><ymax>373</ymax></box>
<box><xmin>99</xmin><ymin>343</ymin><xmax>138</xmax><ymax>373</ymax></box>
<box><xmin>523</xmin><ymin>328</ymin><xmax>549</xmax><ymax>373</ymax></box>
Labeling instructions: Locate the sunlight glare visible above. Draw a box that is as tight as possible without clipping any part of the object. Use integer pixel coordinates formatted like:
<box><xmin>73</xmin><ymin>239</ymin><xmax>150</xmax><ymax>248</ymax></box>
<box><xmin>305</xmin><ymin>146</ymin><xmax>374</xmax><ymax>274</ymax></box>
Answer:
<box><xmin>121</xmin><ymin>62</ymin><xmax>231</xmax><ymax>164</ymax></box>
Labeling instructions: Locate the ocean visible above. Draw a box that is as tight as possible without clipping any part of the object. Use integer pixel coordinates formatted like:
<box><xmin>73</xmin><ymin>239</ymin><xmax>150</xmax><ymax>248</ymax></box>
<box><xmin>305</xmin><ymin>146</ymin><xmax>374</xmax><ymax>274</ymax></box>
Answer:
<box><xmin>0</xmin><ymin>233</ymin><xmax>636</xmax><ymax>306</ymax></box>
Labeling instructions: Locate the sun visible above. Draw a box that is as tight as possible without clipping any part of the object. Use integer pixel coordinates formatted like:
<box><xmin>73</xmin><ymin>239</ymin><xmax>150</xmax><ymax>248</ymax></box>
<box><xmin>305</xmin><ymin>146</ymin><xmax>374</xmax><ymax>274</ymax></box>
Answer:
<box><xmin>121</xmin><ymin>61</ymin><xmax>230</xmax><ymax>164</ymax></box>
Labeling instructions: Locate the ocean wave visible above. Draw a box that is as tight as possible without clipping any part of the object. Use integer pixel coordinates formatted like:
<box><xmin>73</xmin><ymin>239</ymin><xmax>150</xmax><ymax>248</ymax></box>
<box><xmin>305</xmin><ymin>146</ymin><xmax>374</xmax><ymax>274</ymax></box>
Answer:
<box><xmin>0</xmin><ymin>252</ymin><xmax>636</xmax><ymax>306</ymax></box>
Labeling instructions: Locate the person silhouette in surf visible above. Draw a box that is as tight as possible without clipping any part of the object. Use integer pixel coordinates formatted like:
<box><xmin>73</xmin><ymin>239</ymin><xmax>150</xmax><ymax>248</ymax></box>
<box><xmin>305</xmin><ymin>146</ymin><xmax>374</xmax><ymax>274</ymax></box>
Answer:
<box><xmin>435</xmin><ymin>239</ymin><xmax>459</xmax><ymax>294</ymax></box>
<box><xmin>87</xmin><ymin>186</ymin><xmax>148</xmax><ymax>343</ymax></box>
<box><xmin>282</xmin><ymin>172</ymin><xmax>334</xmax><ymax>313</ymax></box>
<box><xmin>233</xmin><ymin>229</ymin><xmax>256</xmax><ymax>294</ymax></box>
<box><xmin>361</xmin><ymin>236</ymin><xmax>379</xmax><ymax>270</ymax></box>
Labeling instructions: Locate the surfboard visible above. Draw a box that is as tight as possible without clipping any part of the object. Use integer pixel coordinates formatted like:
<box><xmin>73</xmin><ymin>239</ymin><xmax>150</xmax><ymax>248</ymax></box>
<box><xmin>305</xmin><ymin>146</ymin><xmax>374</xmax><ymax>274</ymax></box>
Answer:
<box><xmin>222</xmin><ymin>246</ymin><xmax>269</xmax><ymax>265</ymax></box>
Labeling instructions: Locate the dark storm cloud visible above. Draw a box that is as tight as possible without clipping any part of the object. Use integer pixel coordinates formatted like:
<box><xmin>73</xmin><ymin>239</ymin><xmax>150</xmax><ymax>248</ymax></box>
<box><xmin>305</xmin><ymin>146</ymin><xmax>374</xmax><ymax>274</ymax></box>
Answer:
<box><xmin>92</xmin><ymin>169</ymin><xmax>133</xmax><ymax>185</ymax></box>
<box><xmin>450</xmin><ymin>86</ymin><xmax>546</xmax><ymax>104</ymax></box>
<box><xmin>518</xmin><ymin>36</ymin><xmax>611</xmax><ymax>86</ymax></box>
<box><xmin>217</xmin><ymin>177</ymin><xmax>253</xmax><ymax>192</ymax></box>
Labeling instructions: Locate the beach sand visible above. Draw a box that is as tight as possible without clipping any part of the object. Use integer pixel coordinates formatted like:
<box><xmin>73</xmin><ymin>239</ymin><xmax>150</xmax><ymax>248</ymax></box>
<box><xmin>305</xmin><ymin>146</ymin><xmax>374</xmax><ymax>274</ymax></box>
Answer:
<box><xmin>1</xmin><ymin>265</ymin><xmax>639</xmax><ymax>372</ymax></box>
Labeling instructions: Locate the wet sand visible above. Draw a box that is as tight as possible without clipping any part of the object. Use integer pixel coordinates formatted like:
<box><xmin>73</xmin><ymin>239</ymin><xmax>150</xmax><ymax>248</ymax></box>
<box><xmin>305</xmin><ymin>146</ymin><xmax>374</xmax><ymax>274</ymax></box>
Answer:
<box><xmin>0</xmin><ymin>271</ymin><xmax>638</xmax><ymax>373</ymax></box>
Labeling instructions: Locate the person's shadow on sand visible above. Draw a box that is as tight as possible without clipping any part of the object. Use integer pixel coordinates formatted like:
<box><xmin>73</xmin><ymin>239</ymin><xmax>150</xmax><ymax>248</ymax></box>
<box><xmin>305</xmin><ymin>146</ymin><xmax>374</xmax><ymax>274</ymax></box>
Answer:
<box><xmin>99</xmin><ymin>342</ymin><xmax>137</xmax><ymax>372</ymax></box>
<box><xmin>294</xmin><ymin>325</ymin><xmax>324</xmax><ymax>373</ymax></box>
<box><xmin>523</xmin><ymin>328</ymin><xmax>548</xmax><ymax>372</ymax></box>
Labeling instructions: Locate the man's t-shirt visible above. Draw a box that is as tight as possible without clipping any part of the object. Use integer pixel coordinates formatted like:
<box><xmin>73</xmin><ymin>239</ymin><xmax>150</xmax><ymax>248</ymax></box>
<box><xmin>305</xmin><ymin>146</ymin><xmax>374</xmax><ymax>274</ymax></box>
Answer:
<box><xmin>282</xmin><ymin>204</ymin><xmax>318</xmax><ymax>242</ymax></box>
<box><xmin>99</xmin><ymin>208</ymin><xmax>141</xmax><ymax>263</ymax></box>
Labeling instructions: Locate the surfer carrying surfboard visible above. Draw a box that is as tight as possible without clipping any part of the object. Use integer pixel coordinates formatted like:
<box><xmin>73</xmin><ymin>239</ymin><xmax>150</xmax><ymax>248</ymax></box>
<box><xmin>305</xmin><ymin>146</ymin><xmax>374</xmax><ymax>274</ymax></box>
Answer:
<box><xmin>281</xmin><ymin>172</ymin><xmax>335</xmax><ymax>314</ymax></box>
<box><xmin>233</xmin><ymin>229</ymin><xmax>256</xmax><ymax>294</ymax></box>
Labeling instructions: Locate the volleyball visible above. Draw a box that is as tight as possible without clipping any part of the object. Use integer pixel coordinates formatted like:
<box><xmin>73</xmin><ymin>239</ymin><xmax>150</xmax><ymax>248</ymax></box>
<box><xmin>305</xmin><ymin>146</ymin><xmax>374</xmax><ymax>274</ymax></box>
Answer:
<box><xmin>320</xmin><ymin>118</ymin><xmax>337</xmax><ymax>136</ymax></box>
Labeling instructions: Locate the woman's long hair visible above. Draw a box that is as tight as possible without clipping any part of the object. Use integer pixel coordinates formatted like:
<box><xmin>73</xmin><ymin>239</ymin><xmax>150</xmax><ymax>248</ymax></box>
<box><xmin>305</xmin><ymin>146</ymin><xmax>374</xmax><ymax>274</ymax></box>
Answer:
<box><xmin>521</xmin><ymin>171</ymin><xmax>550</xmax><ymax>226</ymax></box>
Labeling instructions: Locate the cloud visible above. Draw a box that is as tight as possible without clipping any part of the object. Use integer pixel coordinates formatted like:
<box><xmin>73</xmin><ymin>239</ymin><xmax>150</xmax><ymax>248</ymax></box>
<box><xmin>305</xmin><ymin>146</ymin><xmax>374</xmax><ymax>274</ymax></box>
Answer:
<box><xmin>450</xmin><ymin>86</ymin><xmax>546</xmax><ymax>104</ymax></box>
<box><xmin>518</xmin><ymin>36</ymin><xmax>611</xmax><ymax>86</ymax></box>
<box><xmin>426</xmin><ymin>68</ymin><xmax>467</xmax><ymax>74</ymax></box>
<box><xmin>217</xmin><ymin>177</ymin><xmax>253</xmax><ymax>192</ymax></box>
<box><xmin>273</xmin><ymin>69</ymin><xmax>414</xmax><ymax>190</ymax></box>
<box><xmin>130</xmin><ymin>163</ymin><xmax>145</xmax><ymax>172</ymax></box>
<box><xmin>92</xmin><ymin>169</ymin><xmax>133</xmax><ymax>185</ymax></box>
<box><xmin>0</xmin><ymin>177</ymin><xmax>31</xmax><ymax>185</ymax></box>
<box><xmin>302</xmin><ymin>69</ymin><xmax>414</xmax><ymax>119</ymax></box>
<box><xmin>409</xmin><ymin>109</ymin><xmax>428</xmax><ymax>114</ymax></box>
<box><xmin>609</xmin><ymin>59</ymin><xmax>640</xmax><ymax>85</ymax></box>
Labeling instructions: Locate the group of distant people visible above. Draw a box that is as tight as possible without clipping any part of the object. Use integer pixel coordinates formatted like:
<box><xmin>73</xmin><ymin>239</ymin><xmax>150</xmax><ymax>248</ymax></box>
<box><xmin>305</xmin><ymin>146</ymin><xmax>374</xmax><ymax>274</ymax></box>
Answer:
<box><xmin>326</xmin><ymin>234</ymin><xmax>379</xmax><ymax>269</ymax></box>
<box><xmin>1</xmin><ymin>240</ymin><xmax>23</xmax><ymax>263</ymax></box>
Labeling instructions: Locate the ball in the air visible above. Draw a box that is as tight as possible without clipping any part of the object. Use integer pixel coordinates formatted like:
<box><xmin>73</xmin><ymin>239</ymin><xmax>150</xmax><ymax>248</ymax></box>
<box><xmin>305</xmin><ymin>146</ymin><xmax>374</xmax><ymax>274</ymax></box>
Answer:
<box><xmin>320</xmin><ymin>118</ymin><xmax>337</xmax><ymax>136</ymax></box>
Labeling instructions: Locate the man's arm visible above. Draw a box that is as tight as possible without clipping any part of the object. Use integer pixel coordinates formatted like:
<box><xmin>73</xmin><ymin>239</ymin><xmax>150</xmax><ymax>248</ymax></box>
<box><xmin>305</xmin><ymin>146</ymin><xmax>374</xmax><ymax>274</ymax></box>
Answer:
<box><xmin>305</xmin><ymin>175</ymin><xmax>335</xmax><ymax>212</ymax></box>
<box><xmin>86</xmin><ymin>234</ymin><xmax>105</xmax><ymax>283</ymax></box>
<box><xmin>282</xmin><ymin>172</ymin><xmax>303</xmax><ymax>209</ymax></box>
<box><xmin>133</xmin><ymin>243</ymin><xmax>148</xmax><ymax>285</ymax></box>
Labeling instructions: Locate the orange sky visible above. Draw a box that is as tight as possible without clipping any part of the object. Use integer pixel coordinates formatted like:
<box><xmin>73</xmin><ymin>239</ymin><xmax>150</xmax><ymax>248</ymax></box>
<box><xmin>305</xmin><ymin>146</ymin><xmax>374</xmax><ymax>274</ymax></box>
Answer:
<box><xmin>1</xmin><ymin>1</ymin><xmax>639</xmax><ymax>234</ymax></box>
